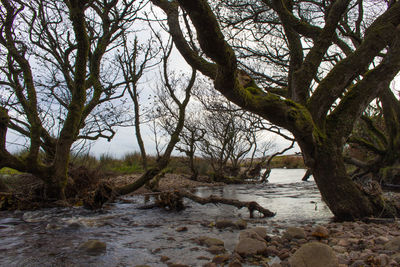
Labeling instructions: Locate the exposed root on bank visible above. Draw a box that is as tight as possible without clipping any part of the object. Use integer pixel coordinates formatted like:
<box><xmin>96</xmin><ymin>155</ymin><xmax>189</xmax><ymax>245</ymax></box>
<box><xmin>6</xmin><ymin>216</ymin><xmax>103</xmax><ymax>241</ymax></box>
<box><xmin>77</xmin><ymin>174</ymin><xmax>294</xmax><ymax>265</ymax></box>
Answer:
<box><xmin>83</xmin><ymin>182</ymin><xmax>116</xmax><ymax>210</ymax></box>
<box><xmin>137</xmin><ymin>190</ymin><xmax>275</xmax><ymax>218</ymax></box>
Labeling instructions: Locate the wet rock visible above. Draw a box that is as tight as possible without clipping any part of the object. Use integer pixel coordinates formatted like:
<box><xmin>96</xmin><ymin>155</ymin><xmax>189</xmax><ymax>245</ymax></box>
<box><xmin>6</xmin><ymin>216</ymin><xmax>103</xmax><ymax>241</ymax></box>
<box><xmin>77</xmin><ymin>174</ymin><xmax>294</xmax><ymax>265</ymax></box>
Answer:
<box><xmin>195</xmin><ymin>236</ymin><xmax>224</xmax><ymax>247</ymax></box>
<box><xmin>392</xmin><ymin>252</ymin><xmax>400</xmax><ymax>263</ymax></box>
<box><xmin>350</xmin><ymin>260</ymin><xmax>365</xmax><ymax>267</ymax></box>
<box><xmin>267</xmin><ymin>245</ymin><xmax>279</xmax><ymax>256</ymax></box>
<box><xmin>347</xmin><ymin>238</ymin><xmax>359</xmax><ymax>245</ymax></box>
<box><xmin>46</xmin><ymin>223</ymin><xmax>60</xmax><ymax>230</ymax></box>
<box><xmin>374</xmin><ymin>236</ymin><xmax>389</xmax><ymax>245</ymax></box>
<box><xmin>311</xmin><ymin>225</ymin><xmax>329</xmax><ymax>239</ymax></box>
<box><xmin>78</xmin><ymin>240</ymin><xmax>106</xmax><ymax>255</ymax></box>
<box><xmin>212</xmin><ymin>253</ymin><xmax>230</xmax><ymax>264</ymax></box>
<box><xmin>144</xmin><ymin>224</ymin><xmax>162</xmax><ymax>228</ymax></box>
<box><xmin>67</xmin><ymin>222</ymin><xmax>82</xmax><ymax>229</ymax></box>
<box><xmin>207</xmin><ymin>245</ymin><xmax>226</xmax><ymax>255</ymax></box>
<box><xmin>384</xmin><ymin>237</ymin><xmax>400</xmax><ymax>251</ymax></box>
<box><xmin>348</xmin><ymin>250</ymin><xmax>360</xmax><ymax>260</ymax></box>
<box><xmin>332</xmin><ymin>245</ymin><xmax>347</xmax><ymax>253</ymax></box>
<box><xmin>215</xmin><ymin>219</ymin><xmax>237</xmax><ymax>229</ymax></box>
<box><xmin>203</xmin><ymin>263</ymin><xmax>217</xmax><ymax>267</ymax></box>
<box><xmin>376</xmin><ymin>253</ymin><xmax>390</xmax><ymax>266</ymax></box>
<box><xmin>251</xmin><ymin>227</ymin><xmax>268</xmax><ymax>239</ymax></box>
<box><xmin>234</xmin><ymin>237</ymin><xmax>268</xmax><ymax>257</ymax></box>
<box><xmin>288</xmin><ymin>242</ymin><xmax>338</xmax><ymax>267</ymax></box>
<box><xmin>168</xmin><ymin>264</ymin><xmax>190</xmax><ymax>267</ymax></box>
<box><xmin>232</xmin><ymin>252</ymin><xmax>243</xmax><ymax>262</ymax></box>
<box><xmin>152</xmin><ymin>248</ymin><xmax>162</xmax><ymax>253</ymax></box>
<box><xmin>239</xmin><ymin>228</ymin><xmax>266</xmax><ymax>242</ymax></box>
<box><xmin>235</xmin><ymin>219</ymin><xmax>247</xmax><ymax>229</ymax></box>
<box><xmin>176</xmin><ymin>226</ymin><xmax>188</xmax><ymax>232</ymax></box>
<box><xmin>337</xmin><ymin>239</ymin><xmax>350</xmax><ymax>247</ymax></box>
<box><xmin>160</xmin><ymin>255</ymin><xmax>170</xmax><ymax>262</ymax></box>
<box><xmin>283</xmin><ymin>227</ymin><xmax>306</xmax><ymax>240</ymax></box>
<box><xmin>228</xmin><ymin>260</ymin><xmax>242</xmax><ymax>267</ymax></box>
<box><xmin>278</xmin><ymin>250</ymin><xmax>290</xmax><ymax>260</ymax></box>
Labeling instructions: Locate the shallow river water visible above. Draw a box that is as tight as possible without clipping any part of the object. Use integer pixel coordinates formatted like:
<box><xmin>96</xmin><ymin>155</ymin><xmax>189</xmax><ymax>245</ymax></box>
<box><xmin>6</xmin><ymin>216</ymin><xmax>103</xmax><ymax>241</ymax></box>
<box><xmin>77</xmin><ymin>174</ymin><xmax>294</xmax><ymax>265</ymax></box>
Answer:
<box><xmin>0</xmin><ymin>169</ymin><xmax>333</xmax><ymax>267</ymax></box>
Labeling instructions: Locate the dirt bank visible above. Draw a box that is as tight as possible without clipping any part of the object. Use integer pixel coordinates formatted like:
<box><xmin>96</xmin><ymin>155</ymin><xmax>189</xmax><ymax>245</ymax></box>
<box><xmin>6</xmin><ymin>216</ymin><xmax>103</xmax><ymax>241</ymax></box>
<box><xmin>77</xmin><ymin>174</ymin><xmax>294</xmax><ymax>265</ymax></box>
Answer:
<box><xmin>108</xmin><ymin>173</ymin><xmax>225</xmax><ymax>194</ymax></box>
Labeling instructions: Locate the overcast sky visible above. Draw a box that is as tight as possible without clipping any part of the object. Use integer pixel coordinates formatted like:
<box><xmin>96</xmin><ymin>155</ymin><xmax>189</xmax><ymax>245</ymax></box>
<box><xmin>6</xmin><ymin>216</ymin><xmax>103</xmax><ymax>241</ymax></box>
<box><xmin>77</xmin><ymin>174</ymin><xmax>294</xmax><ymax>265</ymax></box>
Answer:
<box><xmin>88</xmin><ymin>124</ymin><xmax>300</xmax><ymax>159</ymax></box>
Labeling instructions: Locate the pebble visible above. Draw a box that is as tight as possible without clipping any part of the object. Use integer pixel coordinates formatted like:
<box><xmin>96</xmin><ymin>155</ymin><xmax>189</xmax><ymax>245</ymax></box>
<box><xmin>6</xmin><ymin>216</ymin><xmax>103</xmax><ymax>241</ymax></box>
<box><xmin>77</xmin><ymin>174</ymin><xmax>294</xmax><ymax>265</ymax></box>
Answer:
<box><xmin>218</xmin><ymin>221</ymin><xmax>400</xmax><ymax>266</ymax></box>
<box><xmin>212</xmin><ymin>254</ymin><xmax>230</xmax><ymax>264</ymax></box>
<box><xmin>160</xmin><ymin>255</ymin><xmax>170</xmax><ymax>262</ymax></box>
<box><xmin>311</xmin><ymin>225</ymin><xmax>329</xmax><ymax>238</ymax></box>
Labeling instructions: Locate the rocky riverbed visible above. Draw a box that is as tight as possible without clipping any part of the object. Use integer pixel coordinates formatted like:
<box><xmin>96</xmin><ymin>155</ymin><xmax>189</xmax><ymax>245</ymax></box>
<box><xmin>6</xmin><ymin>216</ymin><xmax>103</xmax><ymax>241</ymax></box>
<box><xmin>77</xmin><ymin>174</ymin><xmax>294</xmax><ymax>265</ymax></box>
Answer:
<box><xmin>182</xmin><ymin>218</ymin><xmax>400</xmax><ymax>266</ymax></box>
<box><xmin>1</xmin><ymin>169</ymin><xmax>399</xmax><ymax>266</ymax></box>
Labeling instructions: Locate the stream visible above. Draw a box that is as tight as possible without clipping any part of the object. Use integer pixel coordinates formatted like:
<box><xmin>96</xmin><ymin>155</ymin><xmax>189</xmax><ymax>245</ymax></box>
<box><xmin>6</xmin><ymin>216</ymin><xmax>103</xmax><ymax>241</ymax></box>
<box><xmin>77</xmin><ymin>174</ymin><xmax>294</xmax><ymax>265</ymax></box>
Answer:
<box><xmin>0</xmin><ymin>168</ymin><xmax>333</xmax><ymax>267</ymax></box>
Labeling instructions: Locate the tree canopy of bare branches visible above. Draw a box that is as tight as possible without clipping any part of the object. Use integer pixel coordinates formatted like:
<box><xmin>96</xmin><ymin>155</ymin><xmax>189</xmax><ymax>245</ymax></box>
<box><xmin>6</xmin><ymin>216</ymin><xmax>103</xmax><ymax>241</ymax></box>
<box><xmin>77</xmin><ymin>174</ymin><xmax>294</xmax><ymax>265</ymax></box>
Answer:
<box><xmin>150</xmin><ymin>0</ymin><xmax>400</xmax><ymax>220</ymax></box>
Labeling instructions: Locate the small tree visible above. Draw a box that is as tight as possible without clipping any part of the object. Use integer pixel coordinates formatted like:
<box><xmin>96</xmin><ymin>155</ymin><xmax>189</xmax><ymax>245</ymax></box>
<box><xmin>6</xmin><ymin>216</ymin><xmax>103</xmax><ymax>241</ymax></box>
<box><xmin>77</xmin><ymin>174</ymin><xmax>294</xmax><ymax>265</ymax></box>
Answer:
<box><xmin>174</xmin><ymin>112</ymin><xmax>205</xmax><ymax>180</ymax></box>
<box><xmin>117</xmin><ymin>34</ymin><xmax>160</xmax><ymax>170</ymax></box>
<box><xmin>116</xmin><ymin>42</ymin><xmax>197</xmax><ymax>194</ymax></box>
<box><xmin>194</xmin><ymin>89</ymin><xmax>273</xmax><ymax>181</ymax></box>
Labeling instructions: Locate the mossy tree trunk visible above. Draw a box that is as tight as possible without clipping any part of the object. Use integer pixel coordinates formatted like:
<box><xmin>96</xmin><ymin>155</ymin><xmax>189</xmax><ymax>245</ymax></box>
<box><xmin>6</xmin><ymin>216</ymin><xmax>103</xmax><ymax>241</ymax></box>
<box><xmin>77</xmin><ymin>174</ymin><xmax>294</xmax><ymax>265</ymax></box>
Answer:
<box><xmin>300</xmin><ymin>138</ymin><xmax>396</xmax><ymax>220</ymax></box>
<box><xmin>151</xmin><ymin>0</ymin><xmax>400</xmax><ymax>219</ymax></box>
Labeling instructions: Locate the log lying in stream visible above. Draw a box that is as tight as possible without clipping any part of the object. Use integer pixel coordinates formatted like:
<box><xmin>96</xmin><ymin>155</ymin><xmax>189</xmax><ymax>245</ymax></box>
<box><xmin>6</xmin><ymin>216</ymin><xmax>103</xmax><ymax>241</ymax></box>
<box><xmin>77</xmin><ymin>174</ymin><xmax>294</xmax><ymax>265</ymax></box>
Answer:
<box><xmin>137</xmin><ymin>190</ymin><xmax>275</xmax><ymax>218</ymax></box>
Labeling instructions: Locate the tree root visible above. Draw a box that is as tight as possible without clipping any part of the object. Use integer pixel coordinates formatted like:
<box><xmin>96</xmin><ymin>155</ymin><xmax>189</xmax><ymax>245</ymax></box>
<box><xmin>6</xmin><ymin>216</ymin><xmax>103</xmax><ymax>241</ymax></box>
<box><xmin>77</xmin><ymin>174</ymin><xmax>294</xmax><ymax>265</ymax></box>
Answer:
<box><xmin>83</xmin><ymin>182</ymin><xmax>115</xmax><ymax>210</ymax></box>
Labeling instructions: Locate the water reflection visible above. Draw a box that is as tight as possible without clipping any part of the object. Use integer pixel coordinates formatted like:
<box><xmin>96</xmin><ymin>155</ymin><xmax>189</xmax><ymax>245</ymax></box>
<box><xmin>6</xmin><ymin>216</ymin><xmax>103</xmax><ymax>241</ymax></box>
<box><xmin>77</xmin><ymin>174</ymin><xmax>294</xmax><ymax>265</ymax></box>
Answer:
<box><xmin>196</xmin><ymin>169</ymin><xmax>331</xmax><ymax>223</ymax></box>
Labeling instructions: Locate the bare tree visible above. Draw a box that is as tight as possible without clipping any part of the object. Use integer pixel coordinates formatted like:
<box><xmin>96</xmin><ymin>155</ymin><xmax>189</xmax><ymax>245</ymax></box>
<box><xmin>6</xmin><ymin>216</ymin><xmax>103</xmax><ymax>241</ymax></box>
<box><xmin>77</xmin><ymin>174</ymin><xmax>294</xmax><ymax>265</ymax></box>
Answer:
<box><xmin>116</xmin><ymin>42</ymin><xmax>197</xmax><ymax>194</ymax></box>
<box><xmin>193</xmin><ymin>89</ymin><xmax>273</xmax><ymax>182</ymax></box>
<box><xmin>117</xmin><ymin>34</ymin><xmax>160</xmax><ymax>170</ymax></box>
<box><xmin>0</xmin><ymin>0</ymin><xmax>145</xmax><ymax>199</ymax></box>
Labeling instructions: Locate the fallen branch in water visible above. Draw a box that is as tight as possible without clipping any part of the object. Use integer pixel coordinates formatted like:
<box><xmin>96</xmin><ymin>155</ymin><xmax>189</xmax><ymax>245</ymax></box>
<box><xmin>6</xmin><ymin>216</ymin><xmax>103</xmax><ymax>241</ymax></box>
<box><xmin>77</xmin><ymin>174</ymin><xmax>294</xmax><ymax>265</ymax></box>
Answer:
<box><xmin>136</xmin><ymin>190</ymin><xmax>275</xmax><ymax>218</ymax></box>
<box><xmin>178</xmin><ymin>190</ymin><xmax>275</xmax><ymax>218</ymax></box>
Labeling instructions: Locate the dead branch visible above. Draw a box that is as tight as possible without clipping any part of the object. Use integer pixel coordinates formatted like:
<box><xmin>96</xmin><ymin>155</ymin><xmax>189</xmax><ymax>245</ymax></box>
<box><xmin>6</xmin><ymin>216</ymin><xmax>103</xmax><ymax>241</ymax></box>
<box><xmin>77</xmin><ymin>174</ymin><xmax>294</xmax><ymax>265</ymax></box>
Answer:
<box><xmin>178</xmin><ymin>190</ymin><xmax>275</xmax><ymax>218</ymax></box>
<box><xmin>134</xmin><ymin>189</ymin><xmax>275</xmax><ymax>218</ymax></box>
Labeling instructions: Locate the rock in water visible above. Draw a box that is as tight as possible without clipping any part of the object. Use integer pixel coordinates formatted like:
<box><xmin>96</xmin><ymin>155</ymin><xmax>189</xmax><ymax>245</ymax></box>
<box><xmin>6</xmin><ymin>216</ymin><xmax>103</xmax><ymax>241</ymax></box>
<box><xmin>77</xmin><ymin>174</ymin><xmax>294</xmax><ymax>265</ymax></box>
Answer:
<box><xmin>283</xmin><ymin>227</ymin><xmax>306</xmax><ymax>240</ymax></box>
<box><xmin>311</xmin><ymin>225</ymin><xmax>329</xmax><ymax>239</ymax></box>
<box><xmin>215</xmin><ymin>219</ymin><xmax>237</xmax><ymax>229</ymax></box>
<box><xmin>195</xmin><ymin>236</ymin><xmax>225</xmax><ymax>247</ymax></box>
<box><xmin>235</xmin><ymin>219</ymin><xmax>247</xmax><ymax>229</ymax></box>
<box><xmin>234</xmin><ymin>237</ymin><xmax>268</xmax><ymax>257</ymax></box>
<box><xmin>212</xmin><ymin>254</ymin><xmax>230</xmax><ymax>264</ymax></box>
<box><xmin>78</xmin><ymin>239</ymin><xmax>106</xmax><ymax>255</ymax></box>
<box><xmin>289</xmin><ymin>242</ymin><xmax>339</xmax><ymax>267</ymax></box>
<box><xmin>234</xmin><ymin>227</ymin><xmax>269</xmax><ymax>257</ymax></box>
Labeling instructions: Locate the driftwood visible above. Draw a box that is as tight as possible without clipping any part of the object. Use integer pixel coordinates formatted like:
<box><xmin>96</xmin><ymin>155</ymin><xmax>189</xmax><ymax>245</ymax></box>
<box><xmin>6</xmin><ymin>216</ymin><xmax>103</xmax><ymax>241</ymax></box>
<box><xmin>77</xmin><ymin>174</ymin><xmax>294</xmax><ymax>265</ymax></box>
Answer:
<box><xmin>302</xmin><ymin>168</ymin><xmax>313</xmax><ymax>181</ymax></box>
<box><xmin>179</xmin><ymin>190</ymin><xmax>275</xmax><ymax>218</ymax></box>
<box><xmin>137</xmin><ymin>190</ymin><xmax>275</xmax><ymax>218</ymax></box>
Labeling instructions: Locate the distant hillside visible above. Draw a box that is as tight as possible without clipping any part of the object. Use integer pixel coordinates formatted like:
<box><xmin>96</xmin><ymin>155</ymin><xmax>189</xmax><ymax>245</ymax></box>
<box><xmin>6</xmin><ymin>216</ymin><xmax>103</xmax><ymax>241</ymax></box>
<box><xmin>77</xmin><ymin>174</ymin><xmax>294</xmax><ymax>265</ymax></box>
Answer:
<box><xmin>270</xmin><ymin>155</ymin><xmax>305</xmax><ymax>169</ymax></box>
